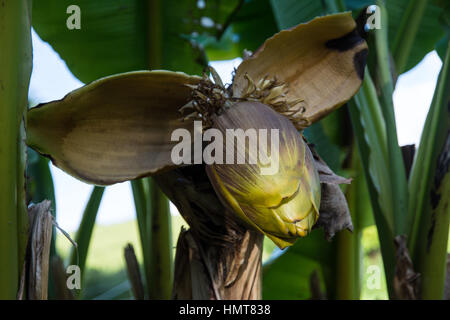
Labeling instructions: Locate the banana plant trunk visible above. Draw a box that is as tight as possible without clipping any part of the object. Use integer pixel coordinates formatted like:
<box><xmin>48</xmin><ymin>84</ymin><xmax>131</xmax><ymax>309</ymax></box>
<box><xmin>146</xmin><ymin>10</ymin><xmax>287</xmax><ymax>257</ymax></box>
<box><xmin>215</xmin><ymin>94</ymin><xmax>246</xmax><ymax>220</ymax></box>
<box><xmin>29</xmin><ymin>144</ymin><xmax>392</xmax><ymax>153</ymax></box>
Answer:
<box><xmin>0</xmin><ymin>0</ymin><xmax>32</xmax><ymax>299</ymax></box>
<box><xmin>155</xmin><ymin>166</ymin><xmax>264</xmax><ymax>299</ymax></box>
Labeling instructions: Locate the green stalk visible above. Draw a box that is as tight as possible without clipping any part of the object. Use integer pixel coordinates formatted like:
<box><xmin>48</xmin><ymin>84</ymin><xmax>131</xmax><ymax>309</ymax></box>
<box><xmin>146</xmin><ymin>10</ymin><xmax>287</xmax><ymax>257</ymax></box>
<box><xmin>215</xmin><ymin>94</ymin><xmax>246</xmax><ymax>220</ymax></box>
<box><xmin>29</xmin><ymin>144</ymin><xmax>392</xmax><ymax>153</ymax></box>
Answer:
<box><xmin>0</xmin><ymin>0</ymin><xmax>32</xmax><ymax>299</ymax></box>
<box><xmin>409</xmin><ymin>39</ymin><xmax>450</xmax><ymax>257</ymax></box>
<box><xmin>335</xmin><ymin>232</ymin><xmax>360</xmax><ymax>299</ymax></box>
<box><xmin>391</xmin><ymin>0</ymin><xmax>429</xmax><ymax>74</ymax></box>
<box><xmin>335</xmin><ymin>210</ymin><xmax>361</xmax><ymax>299</ymax></box>
<box><xmin>349</xmin><ymin>79</ymin><xmax>397</xmax><ymax>298</ymax></box>
<box><xmin>14</xmin><ymin>5</ymin><xmax>32</xmax><ymax>275</ymax></box>
<box><xmin>375</xmin><ymin>1</ymin><xmax>409</xmax><ymax>235</ymax></box>
<box><xmin>28</xmin><ymin>154</ymin><xmax>56</xmax><ymax>213</ymax></box>
<box><xmin>418</xmin><ymin>173</ymin><xmax>450</xmax><ymax>299</ymax></box>
<box><xmin>69</xmin><ymin>186</ymin><xmax>105</xmax><ymax>284</ymax></box>
<box><xmin>419</xmin><ymin>173</ymin><xmax>449</xmax><ymax>299</ymax></box>
<box><xmin>148</xmin><ymin>180</ymin><xmax>172</xmax><ymax>299</ymax></box>
<box><xmin>335</xmin><ymin>147</ymin><xmax>368</xmax><ymax>299</ymax></box>
<box><xmin>354</xmin><ymin>74</ymin><xmax>394</xmax><ymax>230</ymax></box>
<box><xmin>408</xmin><ymin>39</ymin><xmax>449</xmax><ymax>299</ymax></box>
<box><xmin>132</xmin><ymin>178</ymin><xmax>172</xmax><ymax>299</ymax></box>
<box><xmin>130</xmin><ymin>179</ymin><xmax>152</xmax><ymax>296</ymax></box>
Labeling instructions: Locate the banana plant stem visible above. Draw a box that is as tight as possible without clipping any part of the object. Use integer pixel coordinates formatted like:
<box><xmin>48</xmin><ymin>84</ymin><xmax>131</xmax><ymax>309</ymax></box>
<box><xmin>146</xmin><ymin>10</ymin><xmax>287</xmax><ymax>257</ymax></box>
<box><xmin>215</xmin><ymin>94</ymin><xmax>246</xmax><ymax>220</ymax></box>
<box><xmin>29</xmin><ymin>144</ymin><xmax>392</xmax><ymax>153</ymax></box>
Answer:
<box><xmin>409</xmin><ymin>39</ymin><xmax>450</xmax><ymax>299</ymax></box>
<box><xmin>375</xmin><ymin>1</ymin><xmax>409</xmax><ymax>236</ymax></box>
<box><xmin>0</xmin><ymin>0</ymin><xmax>32</xmax><ymax>299</ymax></box>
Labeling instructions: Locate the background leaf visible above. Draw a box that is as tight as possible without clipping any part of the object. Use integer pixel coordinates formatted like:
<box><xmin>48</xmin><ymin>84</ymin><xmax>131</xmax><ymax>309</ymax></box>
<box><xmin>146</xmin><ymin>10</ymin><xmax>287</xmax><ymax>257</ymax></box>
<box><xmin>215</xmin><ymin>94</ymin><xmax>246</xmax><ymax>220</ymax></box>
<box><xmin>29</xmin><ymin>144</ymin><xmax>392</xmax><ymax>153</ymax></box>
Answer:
<box><xmin>389</xmin><ymin>0</ymin><xmax>445</xmax><ymax>73</ymax></box>
<box><xmin>263</xmin><ymin>229</ymin><xmax>335</xmax><ymax>299</ymax></box>
<box><xmin>205</xmin><ymin>0</ymin><xmax>278</xmax><ymax>60</ymax></box>
<box><xmin>32</xmin><ymin>0</ymin><xmax>242</xmax><ymax>82</ymax></box>
<box><xmin>33</xmin><ymin>1</ymin><xmax>148</xmax><ymax>83</ymax></box>
<box><xmin>269</xmin><ymin>0</ymin><xmax>329</xmax><ymax>29</ymax></box>
<box><xmin>347</xmin><ymin>0</ymin><xmax>445</xmax><ymax>74</ymax></box>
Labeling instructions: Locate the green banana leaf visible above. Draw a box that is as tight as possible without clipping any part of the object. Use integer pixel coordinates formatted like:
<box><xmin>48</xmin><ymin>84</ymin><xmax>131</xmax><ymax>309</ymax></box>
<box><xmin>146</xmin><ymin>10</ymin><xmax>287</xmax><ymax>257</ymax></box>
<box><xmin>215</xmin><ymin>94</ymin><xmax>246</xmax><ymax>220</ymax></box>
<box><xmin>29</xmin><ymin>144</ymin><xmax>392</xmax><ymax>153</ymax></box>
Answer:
<box><xmin>263</xmin><ymin>229</ymin><xmax>335</xmax><ymax>299</ymax></box>
<box><xmin>205</xmin><ymin>0</ymin><xmax>278</xmax><ymax>61</ymax></box>
<box><xmin>269</xmin><ymin>0</ymin><xmax>332</xmax><ymax>29</ymax></box>
<box><xmin>32</xmin><ymin>0</ymin><xmax>242</xmax><ymax>82</ymax></box>
<box><xmin>347</xmin><ymin>0</ymin><xmax>446</xmax><ymax>74</ymax></box>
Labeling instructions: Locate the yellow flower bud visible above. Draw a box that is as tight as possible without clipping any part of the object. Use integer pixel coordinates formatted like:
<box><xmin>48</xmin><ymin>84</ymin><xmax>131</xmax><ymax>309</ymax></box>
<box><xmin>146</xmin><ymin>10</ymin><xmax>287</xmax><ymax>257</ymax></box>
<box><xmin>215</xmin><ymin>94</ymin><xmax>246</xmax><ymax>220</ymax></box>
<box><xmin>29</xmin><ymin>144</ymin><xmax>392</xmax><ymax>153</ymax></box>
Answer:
<box><xmin>206</xmin><ymin>101</ymin><xmax>321</xmax><ymax>249</ymax></box>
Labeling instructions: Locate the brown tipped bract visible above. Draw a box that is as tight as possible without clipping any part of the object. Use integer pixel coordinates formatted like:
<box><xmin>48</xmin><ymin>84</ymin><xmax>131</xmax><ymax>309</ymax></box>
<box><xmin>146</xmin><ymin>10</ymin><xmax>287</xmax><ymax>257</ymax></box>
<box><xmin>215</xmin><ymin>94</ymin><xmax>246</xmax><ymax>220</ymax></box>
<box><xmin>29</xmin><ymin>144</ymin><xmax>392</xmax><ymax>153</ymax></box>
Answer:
<box><xmin>233</xmin><ymin>12</ymin><xmax>367</xmax><ymax>129</ymax></box>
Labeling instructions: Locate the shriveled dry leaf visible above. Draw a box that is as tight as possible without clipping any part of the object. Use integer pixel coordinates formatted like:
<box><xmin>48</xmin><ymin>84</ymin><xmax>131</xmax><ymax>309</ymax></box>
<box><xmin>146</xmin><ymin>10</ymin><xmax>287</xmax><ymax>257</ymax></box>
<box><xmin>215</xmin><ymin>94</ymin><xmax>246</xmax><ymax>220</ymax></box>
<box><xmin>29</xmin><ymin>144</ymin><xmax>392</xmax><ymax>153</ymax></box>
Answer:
<box><xmin>307</xmin><ymin>144</ymin><xmax>353</xmax><ymax>240</ymax></box>
<box><xmin>394</xmin><ymin>235</ymin><xmax>420</xmax><ymax>299</ymax></box>
<box><xmin>233</xmin><ymin>12</ymin><xmax>367</xmax><ymax>128</ymax></box>
<box><xmin>124</xmin><ymin>244</ymin><xmax>145</xmax><ymax>300</ymax></box>
<box><xmin>316</xmin><ymin>183</ymin><xmax>353</xmax><ymax>240</ymax></box>
<box><xmin>172</xmin><ymin>228</ymin><xmax>194</xmax><ymax>300</ymax></box>
<box><xmin>27</xmin><ymin>200</ymin><xmax>53</xmax><ymax>300</ymax></box>
<box><xmin>221</xmin><ymin>231</ymin><xmax>263</xmax><ymax>300</ymax></box>
<box><xmin>172</xmin><ymin>228</ymin><xmax>263</xmax><ymax>300</ymax></box>
<box><xmin>27</xmin><ymin>71</ymin><xmax>201</xmax><ymax>185</ymax></box>
<box><xmin>157</xmin><ymin>167</ymin><xmax>263</xmax><ymax>300</ymax></box>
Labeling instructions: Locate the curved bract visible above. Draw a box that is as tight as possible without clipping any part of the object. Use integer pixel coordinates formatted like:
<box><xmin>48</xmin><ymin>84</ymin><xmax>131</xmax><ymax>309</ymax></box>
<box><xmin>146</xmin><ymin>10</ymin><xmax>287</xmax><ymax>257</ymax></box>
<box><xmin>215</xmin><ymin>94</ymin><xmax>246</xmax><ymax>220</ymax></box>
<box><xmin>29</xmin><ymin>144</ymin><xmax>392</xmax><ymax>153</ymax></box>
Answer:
<box><xmin>27</xmin><ymin>70</ymin><xmax>201</xmax><ymax>185</ymax></box>
<box><xmin>233</xmin><ymin>12</ymin><xmax>368</xmax><ymax>128</ymax></box>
